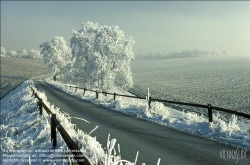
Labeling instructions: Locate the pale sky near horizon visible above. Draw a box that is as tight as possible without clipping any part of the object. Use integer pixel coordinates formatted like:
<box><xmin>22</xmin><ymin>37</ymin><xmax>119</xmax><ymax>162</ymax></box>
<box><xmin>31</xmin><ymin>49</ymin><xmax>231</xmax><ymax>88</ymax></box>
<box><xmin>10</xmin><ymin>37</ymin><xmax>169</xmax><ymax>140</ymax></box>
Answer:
<box><xmin>1</xmin><ymin>1</ymin><xmax>250</xmax><ymax>56</ymax></box>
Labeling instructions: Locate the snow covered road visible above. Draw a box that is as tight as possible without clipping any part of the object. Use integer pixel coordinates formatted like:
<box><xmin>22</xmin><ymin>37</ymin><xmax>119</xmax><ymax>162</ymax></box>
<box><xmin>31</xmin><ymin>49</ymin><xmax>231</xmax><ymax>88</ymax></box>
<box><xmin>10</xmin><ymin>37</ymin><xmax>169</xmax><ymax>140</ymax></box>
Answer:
<box><xmin>34</xmin><ymin>80</ymin><xmax>249</xmax><ymax>165</ymax></box>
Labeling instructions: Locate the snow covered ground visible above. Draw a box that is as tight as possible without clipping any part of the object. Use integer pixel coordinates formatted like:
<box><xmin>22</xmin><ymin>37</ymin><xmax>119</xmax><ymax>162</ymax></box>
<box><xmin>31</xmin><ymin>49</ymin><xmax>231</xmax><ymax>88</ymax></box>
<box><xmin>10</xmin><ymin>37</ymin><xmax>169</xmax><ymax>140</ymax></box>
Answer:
<box><xmin>1</xmin><ymin>79</ymin><xmax>249</xmax><ymax>165</ymax></box>
<box><xmin>45</xmin><ymin>78</ymin><xmax>250</xmax><ymax>151</ymax></box>
<box><xmin>0</xmin><ymin>80</ymin><xmax>135</xmax><ymax>165</ymax></box>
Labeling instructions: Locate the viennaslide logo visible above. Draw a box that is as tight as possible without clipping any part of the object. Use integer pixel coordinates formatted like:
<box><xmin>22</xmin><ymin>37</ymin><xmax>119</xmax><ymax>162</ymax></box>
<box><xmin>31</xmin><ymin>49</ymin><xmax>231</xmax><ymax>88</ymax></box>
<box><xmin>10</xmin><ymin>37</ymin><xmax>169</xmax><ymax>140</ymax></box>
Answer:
<box><xmin>220</xmin><ymin>146</ymin><xmax>248</xmax><ymax>164</ymax></box>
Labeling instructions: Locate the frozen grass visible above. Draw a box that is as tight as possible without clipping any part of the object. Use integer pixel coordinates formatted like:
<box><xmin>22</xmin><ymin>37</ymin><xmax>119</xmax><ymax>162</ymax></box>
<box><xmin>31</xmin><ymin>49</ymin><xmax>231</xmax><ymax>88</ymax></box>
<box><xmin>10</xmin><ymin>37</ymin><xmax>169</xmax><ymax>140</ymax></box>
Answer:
<box><xmin>0</xmin><ymin>80</ymin><xmax>59</xmax><ymax>165</ymax></box>
<box><xmin>46</xmin><ymin>78</ymin><xmax>250</xmax><ymax>151</ymax></box>
<box><xmin>0</xmin><ymin>80</ymin><xmax>138</xmax><ymax>165</ymax></box>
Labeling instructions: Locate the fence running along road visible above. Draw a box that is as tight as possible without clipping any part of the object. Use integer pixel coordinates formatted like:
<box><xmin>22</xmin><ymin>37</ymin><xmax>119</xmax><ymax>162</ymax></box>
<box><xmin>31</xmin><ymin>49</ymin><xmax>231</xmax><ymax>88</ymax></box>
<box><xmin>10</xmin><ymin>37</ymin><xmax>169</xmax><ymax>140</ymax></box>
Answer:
<box><xmin>30</xmin><ymin>87</ymin><xmax>92</xmax><ymax>165</ymax></box>
<box><xmin>66</xmin><ymin>85</ymin><xmax>250</xmax><ymax>122</ymax></box>
<box><xmin>34</xmin><ymin>80</ymin><xmax>250</xmax><ymax>165</ymax></box>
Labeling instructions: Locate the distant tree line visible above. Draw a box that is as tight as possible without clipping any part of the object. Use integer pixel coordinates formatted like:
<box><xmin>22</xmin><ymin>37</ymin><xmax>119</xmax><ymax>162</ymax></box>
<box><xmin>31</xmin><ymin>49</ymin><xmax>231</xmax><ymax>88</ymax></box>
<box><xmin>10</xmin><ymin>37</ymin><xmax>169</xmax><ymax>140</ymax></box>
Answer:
<box><xmin>135</xmin><ymin>49</ymin><xmax>227</xmax><ymax>60</ymax></box>
<box><xmin>1</xmin><ymin>47</ymin><xmax>43</xmax><ymax>61</ymax></box>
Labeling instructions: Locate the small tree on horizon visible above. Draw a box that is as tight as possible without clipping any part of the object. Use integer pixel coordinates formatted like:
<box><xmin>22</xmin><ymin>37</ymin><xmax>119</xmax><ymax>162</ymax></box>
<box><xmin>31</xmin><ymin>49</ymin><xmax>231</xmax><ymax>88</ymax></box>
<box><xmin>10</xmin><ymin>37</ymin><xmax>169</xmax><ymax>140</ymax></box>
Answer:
<box><xmin>29</xmin><ymin>49</ymin><xmax>43</xmax><ymax>60</ymax></box>
<box><xmin>7</xmin><ymin>50</ymin><xmax>18</xmax><ymax>57</ymax></box>
<box><xmin>40</xmin><ymin>37</ymin><xmax>72</xmax><ymax>80</ymax></box>
<box><xmin>18</xmin><ymin>49</ymin><xmax>29</xmax><ymax>58</ymax></box>
<box><xmin>1</xmin><ymin>47</ymin><xmax>7</xmax><ymax>56</ymax></box>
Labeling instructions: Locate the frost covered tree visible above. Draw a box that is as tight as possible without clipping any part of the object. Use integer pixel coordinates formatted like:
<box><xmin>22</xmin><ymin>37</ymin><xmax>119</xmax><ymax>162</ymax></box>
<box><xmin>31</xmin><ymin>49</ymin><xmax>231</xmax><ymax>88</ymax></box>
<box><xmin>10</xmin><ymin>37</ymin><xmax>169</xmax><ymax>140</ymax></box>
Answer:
<box><xmin>19</xmin><ymin>49</ymin><xmax>29</xmax><ymax>58</ymax></box>
<box><xmin>70</xmin><ymin>21</ymin><xmax>135</xmax><ymax>91</ymax></box>
<box><xmin>8</xmin><ymin>50</ymin><xmax>18</xmax><ymax>57</ymax></box>
<box><xmin>222</xmin><ymin>50</ymin><xmax>227</xmax><ymax>56</ymax></box>
<box><xmin>1</xmin><ymin>47</ymin><xmax>7</xmax><ymax>56</ymax></box>
<box><xmin>29</xmin><ymin>49</ymin><xmax>42</xmax><ymax>60</ymax></box>
<box><xmin>40</xmin><ymin>37</ymin><xmax>72</xmax><ymax>80</ymax></box>
<box><xmin>211</xmin><ymin>50</ymin><xmax>218</xmax><ymax>57</ymax></box>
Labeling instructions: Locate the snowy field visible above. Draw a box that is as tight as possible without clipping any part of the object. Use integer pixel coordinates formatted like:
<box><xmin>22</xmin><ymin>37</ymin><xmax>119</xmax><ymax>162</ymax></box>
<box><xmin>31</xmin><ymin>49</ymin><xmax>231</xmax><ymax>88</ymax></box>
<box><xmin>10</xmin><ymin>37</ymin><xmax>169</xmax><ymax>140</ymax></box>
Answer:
<box><xmin>46</xmin><ymin>78</ymin><xmax>250</xmax><ymax>151</ymax></box>
<box><xmin>1</xmin><ymin>56</ymin><xmax>250</xmax><ymax>164</ymax></box>
<box><xmin>131</xmin><ymin>56</ymin><xmax>250</xmax><ymax>115</ymax></box>
<box><xmin>0</xmin><ymin>56</ymin><xmax>49</xmax><ymax>98</ymax></box>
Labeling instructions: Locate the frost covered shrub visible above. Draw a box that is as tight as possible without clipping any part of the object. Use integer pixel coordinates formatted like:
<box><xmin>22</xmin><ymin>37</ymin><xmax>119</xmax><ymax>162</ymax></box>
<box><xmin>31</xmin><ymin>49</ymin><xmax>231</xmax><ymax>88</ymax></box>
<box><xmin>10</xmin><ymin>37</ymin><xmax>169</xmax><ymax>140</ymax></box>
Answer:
<box><xmin>151</xmin><ymin>102</ymin><xmax>170</xmax><ymax>118</ymax></box>
<box><xmin>70</xmin><ymin>21</ymin><xmax>135</xmax><ymax>91</ymax></box>
<box><xmin>1</xmin><ymin>46</ymin><xmax>7</xmax><ymax>56</ymax></box>
<box><xmin>210</xmin><ymin>114</ymin><xmax>240</xmax><ymax>135</ymax></box>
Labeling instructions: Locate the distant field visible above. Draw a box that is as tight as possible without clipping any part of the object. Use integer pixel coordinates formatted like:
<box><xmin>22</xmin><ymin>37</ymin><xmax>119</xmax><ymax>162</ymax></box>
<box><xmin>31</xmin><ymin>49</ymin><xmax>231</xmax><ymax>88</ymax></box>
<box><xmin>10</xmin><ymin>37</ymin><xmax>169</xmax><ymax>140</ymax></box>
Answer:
<box><xmin>0</xmin><ymin>56</ymin><xmax>50</xmax><ymax>97</ymax></box>
<box><xmin>131</xmin><ymin>57</ymin><xmax>250</xmax><ymax>114</ymax></box>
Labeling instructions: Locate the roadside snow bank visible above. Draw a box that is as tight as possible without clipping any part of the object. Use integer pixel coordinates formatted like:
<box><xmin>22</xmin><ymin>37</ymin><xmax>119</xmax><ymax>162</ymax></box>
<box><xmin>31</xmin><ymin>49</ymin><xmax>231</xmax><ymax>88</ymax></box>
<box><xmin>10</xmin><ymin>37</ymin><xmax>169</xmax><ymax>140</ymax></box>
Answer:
<box><xmin>46</xmin><ymin>78</ymin><xmax>250</xmax><ymax>151</ymax></box>
<box><xmin>0</xmin><ymin>80</ymin><xmax>132</xmax><ymax>165</ymax></box>
<box><xmin>1</xmin><ymin>80</ymin><xmax>59</xmax><ymax>165</ymax></box>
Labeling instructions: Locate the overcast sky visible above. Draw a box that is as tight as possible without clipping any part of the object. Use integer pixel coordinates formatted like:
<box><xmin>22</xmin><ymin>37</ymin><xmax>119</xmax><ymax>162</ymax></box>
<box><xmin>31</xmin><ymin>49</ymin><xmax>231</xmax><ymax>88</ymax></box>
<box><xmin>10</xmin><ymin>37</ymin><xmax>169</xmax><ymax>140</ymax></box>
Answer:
<box><xmin>1</xmin><ymin>1</ymin><xmax>249</xmax><ymax>56</ymax></box>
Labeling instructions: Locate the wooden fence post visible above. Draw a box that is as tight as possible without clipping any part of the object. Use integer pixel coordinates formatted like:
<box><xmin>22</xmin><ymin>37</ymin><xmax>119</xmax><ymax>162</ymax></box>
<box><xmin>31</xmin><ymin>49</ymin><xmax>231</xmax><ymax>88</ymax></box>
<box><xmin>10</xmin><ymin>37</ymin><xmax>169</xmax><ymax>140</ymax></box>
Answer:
<box><xmin>148</xmin><ymin>97</ymin><xmax>151</xmax><ymax>112</ymax></box>
<box><xmin>114</xmin><ymin>93</ymin><xmax>116</xmax><ymax>101</ymax></box>
<box><xmin>83</xmin><ymin>88</ymin><xmax>86</xmax><ymax>95</ymax></box>
<box><xmin>96</xmin><ymin>90</ymin><xmax>98</xmax><ymax>99</ymax></box>
<box><xmin>208</xmin><ymin>104</ymin><xmax>213</xmax><ymax>122</ymax></box>
<box><xmin>39</xmin><ymin>99</ymin><xmax>43</xmax><ymax>115</ymax></box>
<box><xmin>51</xmin><ymin>114</ymin><xmax>57</xmax><ymax>147</ymax></box>
<box><xmin>37</xmin><ymin>98</ymin><xmax>39</xmax><ymax>112</ymax></box>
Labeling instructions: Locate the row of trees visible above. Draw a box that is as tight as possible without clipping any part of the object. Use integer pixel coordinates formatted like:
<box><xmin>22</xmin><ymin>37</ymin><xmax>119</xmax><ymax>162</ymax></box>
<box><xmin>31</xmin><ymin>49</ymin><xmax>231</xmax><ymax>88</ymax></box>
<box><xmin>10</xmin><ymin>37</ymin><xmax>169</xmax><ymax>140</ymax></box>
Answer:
<box><xmin>1</xmin><ymin>47</ymin><xmax>43</xmax><ymax>60</ymax></box>
<box><xmin>135</xmin><ymin>50</ymin><xmax>227</xmax><ymax>60</ymax></box>
<box><xmin>40</xmin><ymin>21</ymin><xmax>135</xmax><ymax>91</ymax></box>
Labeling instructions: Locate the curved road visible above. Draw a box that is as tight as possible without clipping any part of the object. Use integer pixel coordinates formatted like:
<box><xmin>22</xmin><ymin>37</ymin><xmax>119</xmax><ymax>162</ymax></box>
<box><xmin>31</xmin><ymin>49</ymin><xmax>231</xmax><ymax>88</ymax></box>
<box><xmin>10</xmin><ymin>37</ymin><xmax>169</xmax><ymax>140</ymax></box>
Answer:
<box><xmin>34</xmin><ymin>80</ymin><xmax>249</xmax><ymax>165</ymax></box>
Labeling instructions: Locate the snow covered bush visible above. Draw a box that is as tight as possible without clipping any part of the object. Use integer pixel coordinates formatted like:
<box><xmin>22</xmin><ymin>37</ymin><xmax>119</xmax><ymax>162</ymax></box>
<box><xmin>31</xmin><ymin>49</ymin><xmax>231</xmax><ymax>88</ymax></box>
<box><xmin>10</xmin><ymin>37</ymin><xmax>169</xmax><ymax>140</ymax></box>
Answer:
<box><xmin>70</xmin><ymin>21</ymin><xmax>135</xmax><ymax>91</ymax></box>
<box><xmin>7</xmin><ymin>50</ymin><xmax>18</xmax><ymax>57</ymax></box>
<box><xmin>40</xmin><ymin>37</ymin><xmax>72</xmax><ymax>80</ymax></box>
<box><xmin>19</xmin><ymin>49</ymin><xmax>29</xmax><ymax>58</ymax></box>
<box><xmin>1</xmin><ymin>47</ymin><xmax>7</xmax><ymax>56</ymax></box>
<box><xmin>28</xmin><ymin>49</ymin><xmax>43</xmax><ymax>60</ymax></box>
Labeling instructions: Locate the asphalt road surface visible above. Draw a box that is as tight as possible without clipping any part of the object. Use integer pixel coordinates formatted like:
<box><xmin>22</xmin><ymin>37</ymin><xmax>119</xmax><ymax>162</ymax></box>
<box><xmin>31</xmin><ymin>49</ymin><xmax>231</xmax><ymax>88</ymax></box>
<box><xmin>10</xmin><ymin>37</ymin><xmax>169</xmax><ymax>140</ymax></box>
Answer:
<box><xmin>34</xmin><ymin>80</ymin><xmax>249</xmax><ymax>165</ymax></box>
